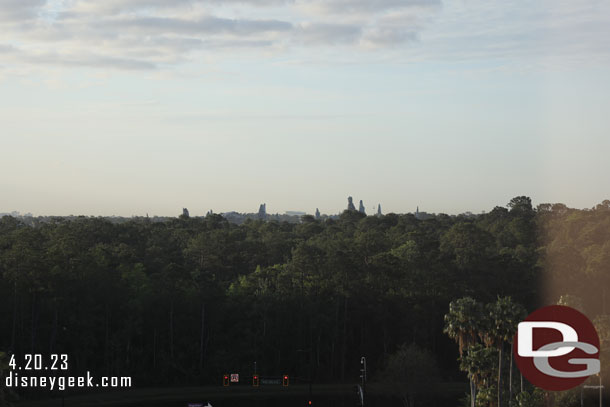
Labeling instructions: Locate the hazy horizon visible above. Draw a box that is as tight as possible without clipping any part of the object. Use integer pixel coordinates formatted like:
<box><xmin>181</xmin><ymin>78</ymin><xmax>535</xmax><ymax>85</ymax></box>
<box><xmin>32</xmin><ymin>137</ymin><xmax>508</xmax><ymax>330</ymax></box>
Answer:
<box><xmin>2</xmin><ymin>0</ymin><xmax>610</xmax><ymax>217</ymax></box>
<box><xmin>2</xmin><ymin>195</ymin><xmax>608</xmax><ymax>218</ymax></box>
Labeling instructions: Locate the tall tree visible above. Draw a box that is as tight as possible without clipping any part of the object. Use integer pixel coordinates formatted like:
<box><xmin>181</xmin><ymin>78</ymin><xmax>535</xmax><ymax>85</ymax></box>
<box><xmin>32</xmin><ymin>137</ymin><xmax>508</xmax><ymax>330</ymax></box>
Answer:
<box><xmin>444</xmin><ymin>297</ymin><xmax>484</xmax><ymax>407</ymax></box>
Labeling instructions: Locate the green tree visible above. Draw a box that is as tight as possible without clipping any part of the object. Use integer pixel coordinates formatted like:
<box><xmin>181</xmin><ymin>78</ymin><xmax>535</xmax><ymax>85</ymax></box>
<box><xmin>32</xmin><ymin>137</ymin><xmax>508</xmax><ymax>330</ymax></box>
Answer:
<box><xmin>444</xmin><ymin>297</ymin><xmax>484</xmax><ymax>407</ymax></box>
<box><xmin>514</xmin><ymin>388</ymin><xmax>544</xmax><ymax>407</ymax></box>
<box><xmin>379</xmin><ymin>343</ymin><xmax>440</xmax><ymax>407</ymax></box>
<box><xmin>485</xmin><ymin>297</ymin><xmax>526</xmax><ymax>407</ymax></box>
<box><xmin>459</xmin><ymin>344</ymin><xmax>497</xmax><ymax>407</ymax></box>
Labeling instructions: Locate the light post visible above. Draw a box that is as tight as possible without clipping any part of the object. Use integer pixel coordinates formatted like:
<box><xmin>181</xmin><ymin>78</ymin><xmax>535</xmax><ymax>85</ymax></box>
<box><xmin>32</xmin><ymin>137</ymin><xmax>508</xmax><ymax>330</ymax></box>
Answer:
<box><xmin>359</xmin><ymin>356</ymin><xmax>367</xmax><ymax>406</ymax></box>
<box><xmin>360</xmin><ymin>357</ymin><xmax>367</xmax><ymax>390</ymax></box>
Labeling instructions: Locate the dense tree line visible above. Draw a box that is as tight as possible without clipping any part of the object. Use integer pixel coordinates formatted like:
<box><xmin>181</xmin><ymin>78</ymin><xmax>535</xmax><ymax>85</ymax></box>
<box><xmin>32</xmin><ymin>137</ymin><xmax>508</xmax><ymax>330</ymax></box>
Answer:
<box><xmin>0</xmin><ymin>196</ymin><xmax>608</xmax><ymax>405</ymax></box>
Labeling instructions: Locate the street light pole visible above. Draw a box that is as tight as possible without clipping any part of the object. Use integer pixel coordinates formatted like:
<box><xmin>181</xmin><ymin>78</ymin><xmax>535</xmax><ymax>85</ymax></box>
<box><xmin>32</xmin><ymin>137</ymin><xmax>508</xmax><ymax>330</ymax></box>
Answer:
<box><xmin>360</xmin><ymin>357</ymin><xmax>367</xmax><ymax>389</ymax></box>
<box><xmin>359</xmin><ymin>356</ymin><xmax>367</xmax><ymax>406</ymax></box>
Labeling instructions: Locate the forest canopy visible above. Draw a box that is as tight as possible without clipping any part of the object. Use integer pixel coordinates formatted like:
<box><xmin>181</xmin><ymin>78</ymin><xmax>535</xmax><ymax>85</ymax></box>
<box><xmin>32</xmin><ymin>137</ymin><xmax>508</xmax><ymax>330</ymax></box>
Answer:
<box><xmin>0</xmin><ymin>197</ymin><xmax>609</xmax><ymax>391</ymax></box>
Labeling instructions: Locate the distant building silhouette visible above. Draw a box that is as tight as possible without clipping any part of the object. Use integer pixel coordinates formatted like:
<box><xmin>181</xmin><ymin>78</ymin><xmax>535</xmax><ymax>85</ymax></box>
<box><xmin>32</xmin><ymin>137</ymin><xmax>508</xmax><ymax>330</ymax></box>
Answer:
<box><xmin>347</xmin><ymin>196</ymin><xmax>356</xmax><ymax>211</ymax></box>
<box><xmin>258</xmin><ymin>203</ymin><xmax>267</xmax><ymax>219</ymax></box>
<box><xmin>315</xmin><ymin>208</ymin><xmax>321</xmax><ymax>219</ymax></box>
<box><xmin>414</xmin><ymin>206</ymin><xmax>431</xmax><ymax>220</ymax></box>
<box><xmin>182</xmin><ymin>208</ymin><xmax>190</xmax><ymax>218</ymax></box>
<box><xmin>377</xmin><ymin>204</ymin><xmax>382</xmax><ymax>216</ymax></box>
<box><xmin>359</xmin><ymin>200</ymin><xmax>365</xmax><ymax>214</ymax></box>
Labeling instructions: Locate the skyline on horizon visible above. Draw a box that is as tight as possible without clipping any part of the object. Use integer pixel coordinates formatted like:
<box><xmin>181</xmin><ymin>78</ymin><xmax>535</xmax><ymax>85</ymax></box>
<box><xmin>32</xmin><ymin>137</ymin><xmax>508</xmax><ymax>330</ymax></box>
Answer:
<box><xmin>1</xmin><ymin>0</ymin><xmax>610</xmax><ymax>216</ymax></box>
<box><xmin>2</xmin><ymin>195</ymin><xmax>608</xmax><ymax>218</ymax></box>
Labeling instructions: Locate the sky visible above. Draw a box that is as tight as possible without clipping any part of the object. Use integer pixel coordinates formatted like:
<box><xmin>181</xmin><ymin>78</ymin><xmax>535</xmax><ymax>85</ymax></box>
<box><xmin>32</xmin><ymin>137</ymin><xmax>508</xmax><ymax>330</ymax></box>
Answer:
<box><xmin>1</xmin><ymin>0</ymin><xmax>610</xmax><ymax>216</ymax></box>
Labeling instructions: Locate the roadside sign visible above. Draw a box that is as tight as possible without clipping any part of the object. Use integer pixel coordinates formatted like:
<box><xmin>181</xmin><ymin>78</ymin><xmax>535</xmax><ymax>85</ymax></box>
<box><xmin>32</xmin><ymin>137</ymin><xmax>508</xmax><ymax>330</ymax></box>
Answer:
<box><xmin>230</xmin><ymin>374</ymin><xmax>239</xmax><ymax>383</ymax></box>
<box><xmin>261</xmin><ymin>378</ymin><xmax>281</xmax><ymax>385</ymax></box>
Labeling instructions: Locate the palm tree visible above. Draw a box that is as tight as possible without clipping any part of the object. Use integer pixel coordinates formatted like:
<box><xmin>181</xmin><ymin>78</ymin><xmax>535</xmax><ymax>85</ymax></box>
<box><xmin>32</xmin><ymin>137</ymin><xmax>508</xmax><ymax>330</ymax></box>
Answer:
<box><xmin>486</xmin><ymin>296</ymin><xmax>526</xmax><ymax>407</ymax></box>
<box><xmin>444</xmin><ymin>297</ymin><xmax>484</xmax><ymax>407</ymax></box>
<box><xmin>459</xmin><ymin>343</ymin><xmax>497</xmax><ymax>405</ymax></box>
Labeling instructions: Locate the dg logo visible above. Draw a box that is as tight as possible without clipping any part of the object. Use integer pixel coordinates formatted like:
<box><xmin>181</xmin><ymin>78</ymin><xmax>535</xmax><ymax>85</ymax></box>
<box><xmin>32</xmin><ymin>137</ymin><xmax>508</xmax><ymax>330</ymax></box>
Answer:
<box><xmin>514</xmin><ymin>305</ymin><xmax>600</xmax><ymax>391</ymax></box>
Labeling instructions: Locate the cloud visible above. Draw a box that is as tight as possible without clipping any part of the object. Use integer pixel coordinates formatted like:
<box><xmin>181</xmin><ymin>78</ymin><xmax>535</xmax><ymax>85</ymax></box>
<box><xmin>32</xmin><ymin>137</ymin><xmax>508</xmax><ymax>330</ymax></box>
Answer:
<box><xmin>2</xmin><ymin>0</ymin><xmax>607</xmax><ymax>72</ymax></box>
<box><xmin>297</xmin><ymin>0</ymin><xmax>440</xmax><ymax>15</ymax></box>
<box><xmin>0</xmin><ymin>44</ymin><xmax>18</xmax><ymax>53</ymax></box>
<box><xmin>0</xmin><ymin>0</ymin><xmax>440</xmax><ymax>70</ymax></box>
<box><xmin>0</xmin><ymin>0</ymin><xmax>46</xmax><ymax>21</ymax></box>
<box><xmin>363</xmin><ymin>27</ymin><xmax>418</xmax><ymax>46</ymax></box>
<box><xmin>26</xmin><ymin>53</ymin><xmax>158</xmax><ymax>70</ymax></box>
<box><xmin>105</xmin><ymin>16</ymin><xmax>293</xmax><ymax>36</ymax></box>
<box><xmin>296</xmin><ymin>23</ymin><xmax>362</xmax><ymax>45</ymax></box>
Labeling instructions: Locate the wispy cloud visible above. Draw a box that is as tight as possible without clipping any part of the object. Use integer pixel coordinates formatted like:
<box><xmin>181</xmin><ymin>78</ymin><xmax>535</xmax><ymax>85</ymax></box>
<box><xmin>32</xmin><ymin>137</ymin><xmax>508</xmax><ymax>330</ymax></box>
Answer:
<box><xmin>0</xmin><ymin>0</ymin><xmax>440</xmax><ymax>70</ymax></box>
<box><xmin>0</xmin><ymin>0</ymin><xmax>46</xmax><ymax>21</ymax></box>
<box><xmin>0</xmin><ymin>0</ymin><xmax>608</xmax><ymax>71</ymax></box>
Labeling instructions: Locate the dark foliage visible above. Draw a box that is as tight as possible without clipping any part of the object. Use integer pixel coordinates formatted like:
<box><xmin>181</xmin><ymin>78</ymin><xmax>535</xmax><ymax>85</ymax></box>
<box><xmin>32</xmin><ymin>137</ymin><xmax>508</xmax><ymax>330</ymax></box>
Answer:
<box><xmin>0</xmin><ymin>197</ymin><xmax>587</xmax><ymax>388</ymax></box>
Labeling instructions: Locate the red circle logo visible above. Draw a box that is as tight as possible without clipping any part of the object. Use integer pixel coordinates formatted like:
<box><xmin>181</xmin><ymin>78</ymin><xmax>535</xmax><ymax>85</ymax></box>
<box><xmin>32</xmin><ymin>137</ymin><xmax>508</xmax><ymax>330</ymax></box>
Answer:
<box><xmin>513</xmin><ymin>305</ymin><xmax>600</xmax><ymax>391</ymax></box>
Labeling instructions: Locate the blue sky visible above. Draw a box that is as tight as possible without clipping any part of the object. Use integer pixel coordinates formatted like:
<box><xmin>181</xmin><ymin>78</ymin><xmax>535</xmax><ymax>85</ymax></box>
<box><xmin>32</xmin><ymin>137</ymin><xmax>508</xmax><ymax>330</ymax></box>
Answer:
<box><xmin>1</xmin><ymin>0</ymin><xmax>609</xmax><ymax>216</ymax></box>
